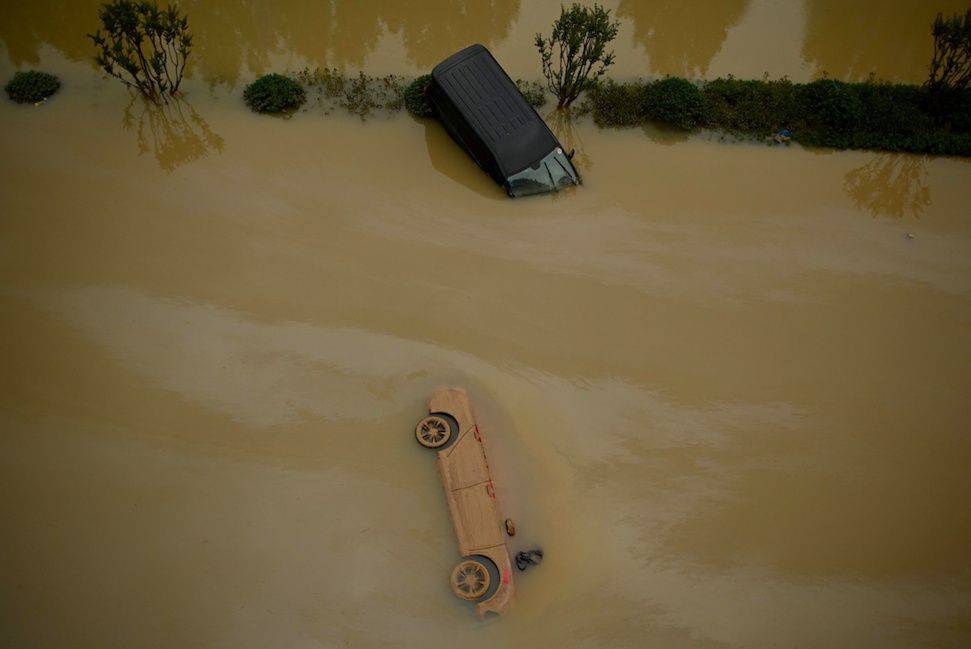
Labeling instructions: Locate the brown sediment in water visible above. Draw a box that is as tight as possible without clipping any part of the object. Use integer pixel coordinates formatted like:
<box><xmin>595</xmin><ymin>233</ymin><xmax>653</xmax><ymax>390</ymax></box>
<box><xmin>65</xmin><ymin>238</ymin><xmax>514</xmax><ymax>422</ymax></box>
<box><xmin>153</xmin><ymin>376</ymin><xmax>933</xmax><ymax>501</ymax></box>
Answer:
<box><xmin>1</xmin><ymin>2</ymin><xmax>971</xmax><ymax>648</ymax></box>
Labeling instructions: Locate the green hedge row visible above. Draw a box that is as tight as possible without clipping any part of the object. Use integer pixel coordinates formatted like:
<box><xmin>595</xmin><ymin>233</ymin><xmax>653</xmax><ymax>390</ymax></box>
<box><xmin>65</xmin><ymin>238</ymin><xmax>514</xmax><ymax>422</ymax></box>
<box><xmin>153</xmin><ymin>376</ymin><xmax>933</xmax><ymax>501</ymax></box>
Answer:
<box><xmin>241</xmin><ymin>71</ymin><xmax>546</xmax><ymax>118</ymax></box>
<box><xmin>11</xmin><ymin>65</ymin><xmax>967</xmax><ymax>157</ymax></box>
<box><xmin>588</xmin><ymin>77</ymin><xmax>971</xmax><ymax>156</ymax></box>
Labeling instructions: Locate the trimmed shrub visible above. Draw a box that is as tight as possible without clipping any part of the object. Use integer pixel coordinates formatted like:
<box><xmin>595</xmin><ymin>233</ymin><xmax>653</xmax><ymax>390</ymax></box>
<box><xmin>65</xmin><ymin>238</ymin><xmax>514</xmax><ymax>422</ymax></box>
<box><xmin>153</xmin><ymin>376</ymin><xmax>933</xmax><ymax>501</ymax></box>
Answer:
<box><xmin>403</xmin><ymin>74</ymin><xmax>433</xmax><ymax>118</ymax></box>
<box><xmin>5</xmin><ymin>70</ymin><xmax>60</xmax><ymax>103</ymax></box>
<box><xmin>644</xmin><ymin>77</ymin><xmax>705</xmax><ymax>130</ymax></box>
<box><xmin>587</xmin><ymin>79</ymin><xmax>648</xmax><ymax>126</ymax></box>
<box><xmin>703</xmin><ymin>76</ymin><xmax>798</xmax><ymax>135</ymax></box>
<box><xmin>853</xmin><ymin>82</ymin><xmax>930</xmax><ymax>136</ymax></box>
<box><xmin>588</xmin><ymin>74</ymin><xmax>971</xmax><ymax>156</ymax></box>
<box><xmin>243</xmin><ymin>74</ymin><xmax>306</xmax><ymax>114</ymax></box>
<box><xmin>797</xmin><ymin>79</ymin><xmax>864</xmax><ymax>130</ymax></box>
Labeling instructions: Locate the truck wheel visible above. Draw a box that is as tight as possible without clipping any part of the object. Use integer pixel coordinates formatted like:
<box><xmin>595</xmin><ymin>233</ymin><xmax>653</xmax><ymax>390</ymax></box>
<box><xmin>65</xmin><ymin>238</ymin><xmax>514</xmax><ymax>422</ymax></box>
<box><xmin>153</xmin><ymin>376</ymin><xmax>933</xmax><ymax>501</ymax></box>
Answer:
<box><xmin>450</xmin><ymin>559</ymin><xmax>491</xmax><ymax>600</ymax></box>
<box><xmin>415</xmin><ymin>415</ymin><xmax>452</xmax><ymax>449</ymax></box>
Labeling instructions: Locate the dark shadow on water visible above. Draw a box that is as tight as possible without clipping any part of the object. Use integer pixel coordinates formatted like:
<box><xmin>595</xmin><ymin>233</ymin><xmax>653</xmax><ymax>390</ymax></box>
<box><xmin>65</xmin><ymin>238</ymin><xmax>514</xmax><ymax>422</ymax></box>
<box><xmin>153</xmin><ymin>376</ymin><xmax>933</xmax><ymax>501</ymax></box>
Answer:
<box><xmin>122</xmin><ymin>95</ymin><xmax>225</xmax><ymax>172</ymax></box>
<box><xmin>642</xmin><ymin>122</ymin><xmax>691</xmax><ymax>146</ymax></box>
<box><xmin>843</xmin><ymin>153</ymin><xmax>930</xmax><ymax>219</ymax></box>
<box><xmin>422</xmin><ymin>118</ymin><xmax>504</xmax><ymax>201</ymax></box>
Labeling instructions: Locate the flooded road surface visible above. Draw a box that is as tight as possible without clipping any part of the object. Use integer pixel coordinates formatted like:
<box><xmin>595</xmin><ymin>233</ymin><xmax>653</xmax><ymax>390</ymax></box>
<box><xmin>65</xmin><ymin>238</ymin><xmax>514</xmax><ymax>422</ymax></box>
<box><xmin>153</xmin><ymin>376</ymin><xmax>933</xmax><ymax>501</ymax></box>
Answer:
<box><xmin>2</xmin><ymin>2</ymin><xmax>971</xmax><ymax>648</ymax></box>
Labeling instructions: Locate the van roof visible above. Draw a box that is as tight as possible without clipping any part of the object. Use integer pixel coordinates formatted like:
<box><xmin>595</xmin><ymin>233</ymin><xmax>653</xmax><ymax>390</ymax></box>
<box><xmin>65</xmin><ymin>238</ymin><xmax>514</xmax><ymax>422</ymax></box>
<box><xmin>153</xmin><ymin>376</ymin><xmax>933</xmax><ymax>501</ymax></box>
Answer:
<box><xmin>431</xmin><ymin>44</ymin><xmax>558</xmax><ymax>177</ymax></box>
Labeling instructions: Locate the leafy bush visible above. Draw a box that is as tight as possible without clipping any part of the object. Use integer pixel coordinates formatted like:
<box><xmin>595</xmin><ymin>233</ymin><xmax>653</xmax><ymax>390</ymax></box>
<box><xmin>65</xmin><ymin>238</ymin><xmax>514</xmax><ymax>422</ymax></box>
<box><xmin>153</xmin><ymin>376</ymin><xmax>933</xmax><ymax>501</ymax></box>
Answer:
<box><xmin>797</xmin><ymin>79</ymin><xmax>864</xmax><ymax>131</ymax></box>
<box><xmin>853</xmin><ymin>82</ymin><xmax>930</xmax><ymax>136</ymax></box>
<box><xmin>949</xmin><ymin>89</ymin><xmax>971</xmax><ymax>131</ymax></box>
<box><xmin>586</xmin><ymin>80</ymin><xmax>647</xmax><ymax>126</ymax></box>
<box><xmin>88</xmin><ymin>0</ymin><xmax>191</xmax><ymax>105</ymax></box>
<box><xmin>5</xmin><ymin>70</ymin><xmax>61</xmax><ymax>103</ymax></box>
<box><xmin>588</xmin><ymin>74</ymin><xmax>971</xmax><ymax>156</ymax></box>
<box><xmin>536</xmin><ymin>3</ymin><xmax>619</xmax><ymax>109</ymax></box>
<box><xmin>590</xmin><ymin>77</ymin><xmax>705</xmax><ymax>130</ymax></box>
<box><xmin>643</xmin><ymin>77</ymin><xmax>704</xmax><ymax>130</ymax></box>
<box><xmin>403</xmin><ymin>74</ymin><xmax>433</xmax><ymax>117</ymax></box>
<box><xmin>796</xmin><ymin>80</ymin><xmax>968</xmax><ymax>154</ymax></box>
<box><xmin>243</xmin><ymin>74</ymin><xmax>306</xmax><ymax>114</ymax></box>
<box><xmin>702</xmin><ymin>76</ymin><xmax>798</xmax><ymax>135</ymax></box>
<box><xmin>516</xmin><ymin>79</ymin><xmax>546</xmax><ymax>108</ymax></box>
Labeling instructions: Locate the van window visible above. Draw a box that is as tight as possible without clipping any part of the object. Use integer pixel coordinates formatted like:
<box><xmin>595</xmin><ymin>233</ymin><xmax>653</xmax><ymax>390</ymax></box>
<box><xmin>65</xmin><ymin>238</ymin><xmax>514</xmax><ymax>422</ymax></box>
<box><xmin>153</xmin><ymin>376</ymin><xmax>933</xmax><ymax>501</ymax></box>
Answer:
<box><xmin>506</xmin><ymin>148</ymin><xmax>579</xmax><ymax>197</ymax></box>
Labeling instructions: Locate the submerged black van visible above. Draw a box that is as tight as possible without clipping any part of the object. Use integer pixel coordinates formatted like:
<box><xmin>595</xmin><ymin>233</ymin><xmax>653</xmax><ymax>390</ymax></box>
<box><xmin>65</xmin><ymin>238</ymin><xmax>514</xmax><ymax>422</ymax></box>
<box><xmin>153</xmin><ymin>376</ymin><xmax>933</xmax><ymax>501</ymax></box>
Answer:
<box><xmin>428</xmin><ymin>44</ymin><xmax>581</xmax><ymax>198</ymax></box>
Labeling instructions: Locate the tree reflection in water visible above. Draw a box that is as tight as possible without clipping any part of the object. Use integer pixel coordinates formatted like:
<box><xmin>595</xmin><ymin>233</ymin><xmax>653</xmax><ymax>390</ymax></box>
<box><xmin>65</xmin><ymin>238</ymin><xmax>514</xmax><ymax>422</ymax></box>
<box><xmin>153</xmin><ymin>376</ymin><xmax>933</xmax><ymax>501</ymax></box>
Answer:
<box><xmin>122</xmin><ymin>95</ymin><xmax>225</xmax><ymax>171</ymax></box>
<box><xmin>617</xmin><ymin>0</ymin><xmax>749</xmax><ymax>78</ymax></box>
<box><xmin>0</xmin><ymin>0</ymin><xmax>520</xmax><ymax>88</ymax></box>
<box><xmin>545</xmin><ymin>109</ymin><xmax>592</xmax><ymax>173</ymax></box>
<box><xmin>843</xmin><ymin>153</ymin><xmax>930</xmax><ymax>219</ymax></box>
<box><xmin>802</xmin><ymin>0</ymin><xmax>968</xmax><ymax>81</ymax></box>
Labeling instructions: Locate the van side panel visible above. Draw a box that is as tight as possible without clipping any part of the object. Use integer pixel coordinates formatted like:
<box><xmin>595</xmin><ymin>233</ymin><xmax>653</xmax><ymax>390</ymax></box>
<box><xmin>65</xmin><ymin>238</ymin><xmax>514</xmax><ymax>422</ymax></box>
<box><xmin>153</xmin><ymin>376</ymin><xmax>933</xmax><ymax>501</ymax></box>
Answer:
<box><xmin>428</xmin><ymin>82</ymin><xmax>502</xmax><ymax>182</ymax></box>
<box><xmin>431</xmin><ymin>44</ymin><xmax>558</xmax><ymax>178</ymax></box>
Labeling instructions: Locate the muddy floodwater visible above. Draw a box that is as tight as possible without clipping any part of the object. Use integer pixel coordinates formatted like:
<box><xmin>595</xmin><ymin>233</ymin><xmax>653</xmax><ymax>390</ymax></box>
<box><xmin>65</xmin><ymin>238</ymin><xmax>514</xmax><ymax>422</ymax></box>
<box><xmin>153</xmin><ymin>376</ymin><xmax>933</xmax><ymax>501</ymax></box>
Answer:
<box><xmin>2</xmin><ymin>1</ymin><xmax>970</xmax><ymax>648</ymax></box>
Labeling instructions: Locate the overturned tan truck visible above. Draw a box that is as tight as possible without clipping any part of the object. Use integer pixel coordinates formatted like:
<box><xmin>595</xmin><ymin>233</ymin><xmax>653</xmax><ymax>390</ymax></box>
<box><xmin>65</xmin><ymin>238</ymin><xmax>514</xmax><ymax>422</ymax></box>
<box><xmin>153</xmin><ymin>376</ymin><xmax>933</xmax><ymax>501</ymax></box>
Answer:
<box><xmin>414</xmin><ymin>388</ymin><xmax>515</xmax><ymax>618</ymax></box>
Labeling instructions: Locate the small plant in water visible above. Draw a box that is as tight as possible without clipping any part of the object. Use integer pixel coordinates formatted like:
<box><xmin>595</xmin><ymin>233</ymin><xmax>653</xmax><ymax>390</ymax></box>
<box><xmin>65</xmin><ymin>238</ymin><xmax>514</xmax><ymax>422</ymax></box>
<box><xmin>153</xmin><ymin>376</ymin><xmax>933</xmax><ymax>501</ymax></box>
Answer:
<box><xmin>243</xmin><ymin>74</ymin><xmax>306</xmax><ymax>114</ymax></box>
<box><xmin>297</xmin><ymin>67</ymin><xmax>405</xmax><ymax>120</ymax></box>
<box><xmin>5</xmin><ymin>70</ymin><xmax>61</xmax><ymax>104</ymax></box>
<box><xmin>515</xmin><ymin>79</ymin><xmax>546</xmax><ymax>108</ymax></box>
<box><xmin>344</xmin><ymin>71</ymin><xmax>405</xmax><ymax>118</ymax></box>
<box><xmin>89</xmin><ymin>0</ymin><xmax>191</xmax><ymax>105</ymax></box>
<box><xmin>535</xmin><ymin>3</ymin><xmax>619</xmax><ymax>109</ymax></box>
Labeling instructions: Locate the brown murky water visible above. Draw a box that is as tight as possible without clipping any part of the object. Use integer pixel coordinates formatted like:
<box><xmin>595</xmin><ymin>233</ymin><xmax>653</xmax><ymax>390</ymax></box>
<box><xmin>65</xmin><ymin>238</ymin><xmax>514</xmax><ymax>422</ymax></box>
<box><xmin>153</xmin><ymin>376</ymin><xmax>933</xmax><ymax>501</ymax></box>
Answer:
<box><xmin>2</xmin><ymin>2</ymin><xmax>970</xmax><ymax>648</ymax></box>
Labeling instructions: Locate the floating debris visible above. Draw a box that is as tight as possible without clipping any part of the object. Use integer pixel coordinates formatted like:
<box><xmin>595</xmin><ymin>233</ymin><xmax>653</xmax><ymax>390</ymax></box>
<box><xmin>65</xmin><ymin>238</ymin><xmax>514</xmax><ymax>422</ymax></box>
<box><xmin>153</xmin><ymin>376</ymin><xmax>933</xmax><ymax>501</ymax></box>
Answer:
<box><xmin>515</xmin><ymin>549</ymin><xmax>544</xmax><ymax>571</ymax></box>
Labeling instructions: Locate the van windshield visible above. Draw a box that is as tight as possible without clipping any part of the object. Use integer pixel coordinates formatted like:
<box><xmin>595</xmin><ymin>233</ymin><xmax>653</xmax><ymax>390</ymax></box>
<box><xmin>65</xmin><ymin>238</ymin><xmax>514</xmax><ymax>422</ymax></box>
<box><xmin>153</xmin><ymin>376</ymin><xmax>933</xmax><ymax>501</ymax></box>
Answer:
<box><xmin>506</xmin><ymin>148</ymin><xmax>579</xmax><ymax>197</ymax></box>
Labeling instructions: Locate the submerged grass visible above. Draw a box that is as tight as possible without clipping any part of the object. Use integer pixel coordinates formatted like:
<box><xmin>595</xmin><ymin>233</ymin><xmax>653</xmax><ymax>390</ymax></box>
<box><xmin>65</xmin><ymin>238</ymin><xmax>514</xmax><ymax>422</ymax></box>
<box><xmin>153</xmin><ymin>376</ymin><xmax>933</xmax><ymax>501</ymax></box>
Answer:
<box><xmin>515</xmin><ymin>79</ymin><xmax>547</xmax><ymax>108</ymax></box>
<box><xmin>297</xmin><ymin>67</ymin><xmax>405</xmax><ymax>120</ymax></box>
<box><xmin>589</xmin><ymin>75</ymin><xmax>971</xmax><ymax>156</ymax></box>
